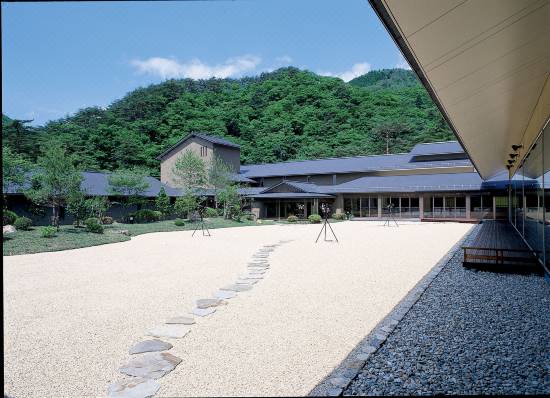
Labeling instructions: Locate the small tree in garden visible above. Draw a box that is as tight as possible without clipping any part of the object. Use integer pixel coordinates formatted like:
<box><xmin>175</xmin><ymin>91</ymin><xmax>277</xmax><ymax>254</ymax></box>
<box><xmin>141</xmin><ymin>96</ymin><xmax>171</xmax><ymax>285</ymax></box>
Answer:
<box><xmin>174</xmin><ymin>191</ymin><xmax>198</xmax><ymax>219</ymax></box>
<box><xmin>107</xmin><ymin>167</ymin><xmax>150</xmax><ymax>209</ymax></box>
<box><xmin>66</xmin><ymin>191</ymin><xmax>91</xmax><ymax>227</ymax></box>
<box><xmin>155</xmin><ymin>187</ymin><xmax>171</xmax><ymax>219</ymax></box>
<box><xmin>87</xmin><ymin>196</ymin><xmax>111</xmax><ymax>221</ymax></box>
<box><xmin>218</xmin><ymin>185</ymin><xmax>243</xmax><ymax>220</ymax></box>
<box><xmin>172</xmin><ymin>150</ymin><xmax>207</xmax><ymax>190</ymax></box>
<box><xmin>208</xmin><ymin>155</ymin><xmax>233</xmax><ymax>209</ymax></box>
<box><xmin>25</xmin><ymin>146</ymin><xmax>82</xmax><ymax>230</ymax></box>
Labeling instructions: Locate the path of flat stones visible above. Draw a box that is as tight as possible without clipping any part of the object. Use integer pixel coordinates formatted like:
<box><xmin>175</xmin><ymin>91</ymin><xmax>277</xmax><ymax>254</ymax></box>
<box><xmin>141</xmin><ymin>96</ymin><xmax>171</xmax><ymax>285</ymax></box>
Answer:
<box><xmin>107</xmin><ymin>239</ymin><xmax>293</xmax><ymax>398</ymax></box>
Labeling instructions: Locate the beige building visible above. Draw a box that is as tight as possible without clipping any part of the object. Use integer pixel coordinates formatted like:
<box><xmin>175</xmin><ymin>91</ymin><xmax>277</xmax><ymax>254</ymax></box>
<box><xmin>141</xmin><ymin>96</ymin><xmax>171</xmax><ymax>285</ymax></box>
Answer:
<box><xmin>157</xmin><ymin>132</ymin><xmax>241</xmax><ymax>187</ymax></box>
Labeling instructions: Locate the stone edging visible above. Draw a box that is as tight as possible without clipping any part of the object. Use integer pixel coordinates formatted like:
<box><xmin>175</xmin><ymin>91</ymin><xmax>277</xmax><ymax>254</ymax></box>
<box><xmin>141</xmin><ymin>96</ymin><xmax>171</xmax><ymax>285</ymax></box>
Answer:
<box><xmin>308</xmin><ymin>225</ymin><xmax>480</xmax><ymax>396</ymax></box>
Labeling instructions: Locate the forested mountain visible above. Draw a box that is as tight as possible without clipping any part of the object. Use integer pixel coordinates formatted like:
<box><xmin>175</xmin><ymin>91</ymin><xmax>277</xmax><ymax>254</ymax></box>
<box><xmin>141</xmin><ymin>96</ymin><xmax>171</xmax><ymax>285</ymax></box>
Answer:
<box><xmin>349</xmin><ymin>68</ymin><xmax>420</xmax><ymax>90</ymax></box>
<box><xmin>2</xmin><ymin>67</ymin><xmax>453</xmax><ymax>177</ymax></box>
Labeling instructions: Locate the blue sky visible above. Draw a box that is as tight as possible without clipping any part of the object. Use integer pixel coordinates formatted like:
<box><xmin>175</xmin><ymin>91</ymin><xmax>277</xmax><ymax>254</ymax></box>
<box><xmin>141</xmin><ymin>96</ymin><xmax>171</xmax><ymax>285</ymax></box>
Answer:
<box><xmin>2</xmin><ymin>0</ymin><xmax>408</xmax><ymax>126</ymax></box>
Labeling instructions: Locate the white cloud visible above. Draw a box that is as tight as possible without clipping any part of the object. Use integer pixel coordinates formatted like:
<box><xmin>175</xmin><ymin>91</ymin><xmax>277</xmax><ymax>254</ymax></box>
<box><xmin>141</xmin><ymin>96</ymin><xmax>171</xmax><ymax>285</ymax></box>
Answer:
<box><xmin>318</xmin><ymin>62</ymin><xmax>371</xmax><ymax>82</ymax></box>
<box><xmin>131</xmin><ymin>55</ymin><xmax>262</xmax><ymax>79</ymax></box>
<box><xmin>396</xmin><ymin>53</ymin><xmax>412</xmax><ymax>70</ymax></box>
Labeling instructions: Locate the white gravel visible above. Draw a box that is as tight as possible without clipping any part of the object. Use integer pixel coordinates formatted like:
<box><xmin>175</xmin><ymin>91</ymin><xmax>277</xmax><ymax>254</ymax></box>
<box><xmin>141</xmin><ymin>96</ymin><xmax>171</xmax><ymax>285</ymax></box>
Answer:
<box><xmin>3</xmin><ymin>221</ymin><xmax>472</xmax><ymax>397</ymax></box>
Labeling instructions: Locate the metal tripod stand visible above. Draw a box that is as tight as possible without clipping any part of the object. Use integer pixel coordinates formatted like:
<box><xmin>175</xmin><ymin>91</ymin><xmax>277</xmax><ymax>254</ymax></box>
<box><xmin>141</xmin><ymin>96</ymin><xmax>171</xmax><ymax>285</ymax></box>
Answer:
<box><xmin>192</xmin><ymin>212</ymin><xmax>211</xmax><ymax>237</ymax></box>
<box><xmin>316</xmin><ymin>214</ymin><xmax>339</xmax><ymax>243</ymax></box>
<box><xmin>383</xmin><ymin>204</ymin><xmax>399</xmax><ymax>227</ymax></box>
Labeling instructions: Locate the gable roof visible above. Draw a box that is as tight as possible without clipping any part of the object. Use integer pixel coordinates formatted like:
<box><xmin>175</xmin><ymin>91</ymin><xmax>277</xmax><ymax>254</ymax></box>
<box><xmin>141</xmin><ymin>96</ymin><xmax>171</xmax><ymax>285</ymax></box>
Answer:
<box><xmin>409</xmin><ymin>141</ymin><xmax>465</xmax><ymax>156</ymax></box>
<box><xmin>156</xmin><ymin>132</ymin><xmax>240</xmax><ymax>160</ymax></box>
<box><xmin>4</xmin><ymin>171</ymin><xmax>182</xmax><ymax>198</ymax></box>
<box><xmin>80</xmin><ymin>171</ymin><xmax>180</xmax><ymax>197</ymax></box>
<box><xmin>240</xmin><ymin>153</ymin><xmax>472</xmax><ymax>178</ymax></box>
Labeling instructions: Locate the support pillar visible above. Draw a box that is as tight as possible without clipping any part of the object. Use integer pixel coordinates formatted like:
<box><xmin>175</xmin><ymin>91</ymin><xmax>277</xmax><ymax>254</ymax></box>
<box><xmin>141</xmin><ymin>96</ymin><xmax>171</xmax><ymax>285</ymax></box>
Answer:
<box><xmin>313</xmin><ymin>198</ymin><xmax>319</xmax><ymax>214</ymax></box>
<box><xmin>419</xmin><ymin>196</ymin><xmax>424</xmax><ymax>219</ymax></box>
<box><xmin>335</xmin><ymin>195</ymin><xmax>344</xmax><ymax>214</ymax></box>
<box><xmin>378</xmin><ymin>195</ymin><xmax>383</xmax><ymax>218</ymax></box>
<box><xmin>493</xmin><ymin>195</ymin><xmax>497</xmax><ymax>220</ymax></box>
<box><xmin>466</xmin><ymin>195</ymin><xmax>471</xmax><ymax>219</ymax></box>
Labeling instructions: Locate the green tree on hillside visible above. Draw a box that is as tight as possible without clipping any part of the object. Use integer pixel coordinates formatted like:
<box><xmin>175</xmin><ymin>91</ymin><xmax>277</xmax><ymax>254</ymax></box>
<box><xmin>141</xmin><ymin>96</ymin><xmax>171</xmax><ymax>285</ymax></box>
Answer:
<box><xmin>2</xmin><ymin>146</ymin><xmax>31</xmax><ymax>198</ymax></box>
<box><xmin>4</xmin><ymin>67</ymin><xmax>453</xmax><ymax>174</ymax></box>
<box><xmin>2</xmin><ymin>118</ymin><xmax>37</xmax><ymax>157</ymax></box>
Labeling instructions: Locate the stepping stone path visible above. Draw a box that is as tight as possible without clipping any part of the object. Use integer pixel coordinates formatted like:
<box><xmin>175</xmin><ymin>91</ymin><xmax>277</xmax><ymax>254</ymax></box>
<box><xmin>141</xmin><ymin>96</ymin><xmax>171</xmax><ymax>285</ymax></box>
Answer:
<box><xmin>108</xmin><ymin>240</ymin><xmax>294</xmax><ymax>397</ymax></box>
<box><xmin>165</xmin><ymin>316</ymin><xmax>195</xmax><ymax>325</ymax></box>
<box><xmin>195</xmin><ymin>298</ymin><xmax>225</xmax><ymax>309</ymax></box>
<box><xmin>147</xmin><ymin>325</ymin><xmax>191</xmax><ymax>339</ymax></box>
<box><xmin>192</xmin><ymin>307</ymin><xmax>216</xmax><ymax>317</ymax></box>
<box><xmin>119</xmin><ymin>352</ymin><xmax>182</xmax><ymax>379</ymax></box>
<box><xmin>129</xmin><ymin>339</ymin><xmax>173</xmax><ymax>355</ymax></box>
<box><xmin>214</xmin><ymin>290</ymin><xmax>236</xmax><ymax>299</ymax></box>
<box><xmin>107</xmin><ymin>378</ymin><xmax>160</xmax><ymax>398</ymax></box>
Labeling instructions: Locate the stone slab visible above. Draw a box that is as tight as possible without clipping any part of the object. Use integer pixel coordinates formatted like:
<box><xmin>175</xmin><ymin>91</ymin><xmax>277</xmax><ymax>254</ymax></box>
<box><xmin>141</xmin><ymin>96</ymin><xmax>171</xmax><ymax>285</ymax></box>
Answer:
<box><xmin>248</xmin><ymin>269</ymin><xmax>266</xmax><ymax>274</ymax></box>
<box><xmin>119</xmin><ymin>352</ymin><xmax>182</xmax><ymax>379</ymax></box>
<box><xmin>214</xmin><ymin>290</ymin><xmax>237</xmax><ymax>299</ymax></box>
<box><xmin>107</xmin><ymin>378</ymin><xmax>160</xmax><ymax>398</ymax></box>
<box><xmin>195</xmin><ymin>298</ymin><xmax>224</xmax><ymax>309</ymax></box>
<box><xmin>236</xmin><ymin>279</ymin><xmax>258</xmax><ymax>285</ymax></box>
<box><xmin>129</xmin><ymin>339</ymin><xmax>173</xmax><ymax>355</ymax></box>
<box><xmin>191</xmin><ymin>307</ymin><xmax>216</xmax><ymax>317</ymax></box>
<box><xmin>221</xmin><ymin>284</ymin><xmax>253</xmax><ymax>292</ymax></box>
<box><xmin>329</xmin><ymin>377</ymin><xmax>351</xmax><ymax>388</ymax></box>
<box><xmin>240</xmin><ymin>274</ymin><xmax>264</xmax><ymax>280</ymax></box>
<box><xmin>165</xmin><ymin>316</ymin><xmax>195</xmax><ymax>325</ymax></box>
<box><xmin>147</xmin><ymin>325</ymin><xmax>191</xmax><ymax>339</ymax></box>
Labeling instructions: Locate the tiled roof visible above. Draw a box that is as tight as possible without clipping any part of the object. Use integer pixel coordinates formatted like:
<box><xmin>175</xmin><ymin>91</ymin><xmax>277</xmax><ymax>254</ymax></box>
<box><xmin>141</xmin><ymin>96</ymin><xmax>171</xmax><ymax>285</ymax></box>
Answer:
<box><xmin>240</xmin><ymin>154</ymin><xmax>472</xmax><ymax>178</ymax></box>
<box><xmin>317</xmin><ymin>172</ymin><xmax>484</xmax><ymax>193</ymax></box>
<box><xmin>230</xmin><ymin>173</ymin><xmax>256</xmax><ymax>183</ymax></box>
<box><xmin>409</xmin><ymin>141</ymin><xmax>465</xmax><ymax>156</ymax></box>
<box><xmin>245</xmin><ymin>192</ymin><xmax>334</xmax><ymax>199</ymax></box>
<box><xmin>5</xmin><ymin>171</ymin><xmax>181</xmax><ymax>197</ymax></box>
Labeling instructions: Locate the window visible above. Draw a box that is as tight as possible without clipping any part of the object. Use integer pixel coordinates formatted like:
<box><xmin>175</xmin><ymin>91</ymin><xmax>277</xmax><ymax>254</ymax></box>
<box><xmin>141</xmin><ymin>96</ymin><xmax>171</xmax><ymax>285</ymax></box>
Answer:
<box><xmin>200</xmin><ymin>146</ymin><xmax>208</xmax><ymax>157</ymax></box>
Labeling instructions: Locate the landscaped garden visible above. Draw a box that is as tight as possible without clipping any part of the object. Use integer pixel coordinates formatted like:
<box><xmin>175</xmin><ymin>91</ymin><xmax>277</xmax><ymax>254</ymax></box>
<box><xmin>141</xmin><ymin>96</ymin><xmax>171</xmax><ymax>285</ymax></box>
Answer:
<box><xmin>2</xmin><ymin>218</ymin><xmax>276</xmax><ymax>256</ymax></box>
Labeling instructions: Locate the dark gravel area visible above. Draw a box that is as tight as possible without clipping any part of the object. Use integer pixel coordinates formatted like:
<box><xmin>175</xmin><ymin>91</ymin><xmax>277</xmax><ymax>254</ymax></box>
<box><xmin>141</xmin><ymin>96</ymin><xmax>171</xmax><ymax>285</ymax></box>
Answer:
<box><xmin>344</xmin><ymin>227</ymin><xmax>550</xmax><ymax>396</ymax></box>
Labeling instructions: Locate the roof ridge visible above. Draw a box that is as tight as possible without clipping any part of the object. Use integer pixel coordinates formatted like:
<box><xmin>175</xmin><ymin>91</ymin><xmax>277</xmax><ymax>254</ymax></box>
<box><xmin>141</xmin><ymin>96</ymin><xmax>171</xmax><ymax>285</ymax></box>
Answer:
<box><xmin>242</xmin><ymin>152</ymin><xmax>410</xmax><ymax>168</ymax></box>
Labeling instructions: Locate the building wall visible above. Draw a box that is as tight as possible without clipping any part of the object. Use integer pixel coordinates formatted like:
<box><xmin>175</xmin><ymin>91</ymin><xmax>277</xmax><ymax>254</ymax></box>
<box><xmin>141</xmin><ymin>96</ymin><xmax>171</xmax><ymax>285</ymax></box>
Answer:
<box><xmin>214</xmin><ymin>144</ymin><xmax>240</xmax><ymax>172</ymax></box>
<box><xmin>160</xmin><ymin>137</ymin><xmax>214</xmax><ymax>186</ymax></box>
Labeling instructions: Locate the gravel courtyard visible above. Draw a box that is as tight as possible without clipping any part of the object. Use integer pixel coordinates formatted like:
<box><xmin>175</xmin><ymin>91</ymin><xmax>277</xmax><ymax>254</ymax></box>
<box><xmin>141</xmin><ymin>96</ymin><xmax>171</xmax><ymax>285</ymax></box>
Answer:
<box><xmin>4</xmin><ymin>221</ymin><xmax>472</xmax><ymax>397</ymax></box>
<box><xmin>344</xmin><ymin>224</ymin><xmax>550</xmax><ymax>396</ymax></box>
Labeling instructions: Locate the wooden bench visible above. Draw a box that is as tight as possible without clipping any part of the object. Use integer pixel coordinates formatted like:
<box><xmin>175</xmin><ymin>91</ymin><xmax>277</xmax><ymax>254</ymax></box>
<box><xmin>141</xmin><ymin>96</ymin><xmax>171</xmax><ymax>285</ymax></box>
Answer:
<box><xmin>462</xmin><ymin>221</ymin><xmax>543</xmax><ymax>275</ymax></box>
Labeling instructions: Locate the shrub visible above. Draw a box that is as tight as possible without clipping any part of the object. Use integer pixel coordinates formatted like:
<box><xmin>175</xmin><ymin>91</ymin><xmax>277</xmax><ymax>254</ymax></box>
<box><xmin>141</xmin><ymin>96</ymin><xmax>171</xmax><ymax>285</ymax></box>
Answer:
<box><xmin>243</xmin><ymin>212</ymin><xmax>256</xmax><ymax>221</ymax></box>
<box><xmin>101</xmin><ymin>216</ymin><xmax>114</xmax><ymax>225</ymax></box>
<box><xmin>333</xmin><ymin>213</ymin><xmax>346</xmax><ymax>220</ymax></box>
<box><xmin>3</xmin><ymin>210</ymin><xmax>17</xmax><ymax>226</ymax></box>
<box><xmin>308</xmin><ymin>214</ymin><xmax>322</xmax><ymax>224</ymax></box>
<box><xmin>85</xmin><ymin>217</ymin><xmax>104</xmax><ymax>234</ymax></box>
<box><xmin>14</xmin><ymin>216</ymin><xmax>32</xmax><ymax>230</ymax></box>
<box><xmin>174</xmin><ymin>218</ymin><xmax>185</xmax><ymax>226</ymax></box>
<box><xmin>205</xmin><ymin>207</ymin><xmax>219</xmax><ymax>218</ymax></box>
<box><xmin>41</xmin><ymin>226</ymin><xmax>57</xmax><ymax>238</ymax></box>
<box><xmin>174</xmin><ymin>193</ymin><xmax>198</xmax><ymax>219</ymax></box>
<box><xmin>287</xmin><ymin>215</ymin><xmax>298</xmax><ymax>223</ymax></box>
<box><xmin>133</xmin><ymin>209</ymin><xmax>161</xmax><ymax>223</ymax></box>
